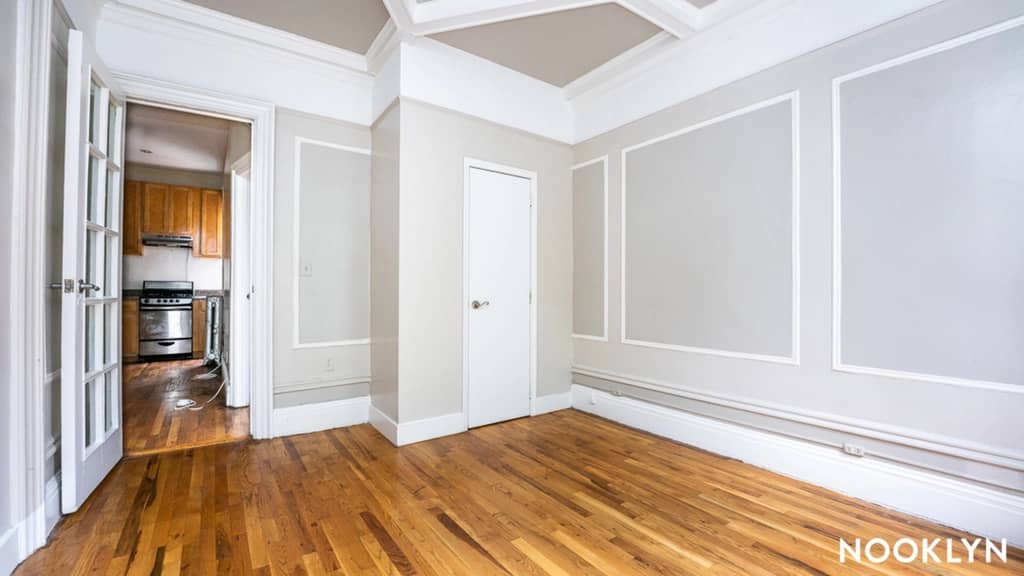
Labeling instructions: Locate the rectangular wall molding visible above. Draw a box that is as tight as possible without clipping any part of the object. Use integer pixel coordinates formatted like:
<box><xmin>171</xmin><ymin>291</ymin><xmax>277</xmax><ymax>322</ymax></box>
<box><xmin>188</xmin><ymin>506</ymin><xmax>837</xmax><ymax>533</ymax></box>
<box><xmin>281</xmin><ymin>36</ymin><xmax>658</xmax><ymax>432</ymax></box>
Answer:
<box><xmin>272</xmin><ymin>396</ymin><xmax>370</xmax><ymax>438</ymax></box>
<box><xmin>831</xmin><ymin>14</ymin><xmax>1024</xmax><ymax>394</ymax></box>
<box><xmin>571</xmin><ymin>155</ymin><xmax>609</xmax><ymax>342</ymax></box>
<box><xmin>291</xmin><ymin>136</ymin><xmax>371</xmax><ymax>350</ymax></box>
<box><xmin>571</xmin><ymin>383</ymin><xmax>1024</xmax><ymax>547</ymax></box>
<box><xmin>619</xmin><ymin>92</ymin><xmax>800</xmax><ymax>365</ymax></box>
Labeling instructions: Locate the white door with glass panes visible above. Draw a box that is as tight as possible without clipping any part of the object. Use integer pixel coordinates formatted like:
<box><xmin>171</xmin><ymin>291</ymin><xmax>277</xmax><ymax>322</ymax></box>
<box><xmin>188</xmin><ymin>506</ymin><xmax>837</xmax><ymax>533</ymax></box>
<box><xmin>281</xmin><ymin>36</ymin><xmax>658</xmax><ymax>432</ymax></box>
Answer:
<box><xmin>60</xmin><ymin>29</ymin><xmax>125</xmax><ymax>513</ymax></box>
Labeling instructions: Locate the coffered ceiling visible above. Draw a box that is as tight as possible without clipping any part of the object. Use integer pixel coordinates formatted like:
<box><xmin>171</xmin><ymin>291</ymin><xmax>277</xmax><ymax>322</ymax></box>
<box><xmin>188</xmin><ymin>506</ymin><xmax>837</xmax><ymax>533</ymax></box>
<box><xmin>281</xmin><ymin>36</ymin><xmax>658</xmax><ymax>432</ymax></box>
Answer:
<box><xmin>179</xmin><ymin>0</ymin><xmax>765</xmax><ymax>87</ymax></box>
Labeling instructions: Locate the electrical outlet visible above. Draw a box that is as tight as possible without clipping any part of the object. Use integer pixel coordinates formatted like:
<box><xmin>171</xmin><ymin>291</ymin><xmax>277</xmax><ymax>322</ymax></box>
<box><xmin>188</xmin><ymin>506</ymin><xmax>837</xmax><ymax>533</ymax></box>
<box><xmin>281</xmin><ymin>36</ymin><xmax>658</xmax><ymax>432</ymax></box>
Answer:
<box><xmin>300</xmin><ymin>262</ymin><xmax>313</xmax><ymax>277</ymax></box>
<box><xmin>325</xmin><ymin>357</ymin><xmax>335</xmax><ymax>372</ymax></box>
<box><xmin>589</xmin><ymin>391</ymin><xmax>596</xmax><ymax>405</ymax></box>
<box><xmin>843</xmin><ymin>443</ymin><xmax>865</xmax><ymax>457</ymax></box>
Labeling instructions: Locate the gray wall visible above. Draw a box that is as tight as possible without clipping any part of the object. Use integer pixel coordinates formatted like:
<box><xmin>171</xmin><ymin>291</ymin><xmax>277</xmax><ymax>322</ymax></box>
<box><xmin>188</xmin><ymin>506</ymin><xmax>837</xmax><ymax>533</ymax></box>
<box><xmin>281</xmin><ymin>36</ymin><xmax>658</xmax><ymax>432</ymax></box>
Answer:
<box><xmin>572</xmin><ymin>0</ymin><xmax>1024</xmax><ymax>493</ymax></box>
<box><xmin>397</xmin><ymin>99</ymin><xmax>573</xmax><ymax>423</ymax></box>
<box><xmin>624</xmin><ymin>98</ymin><xmax>794</xmax><ymax>360</ymax></box>
<box><xmin>1</xmin><ymin>0</ymin><xmax>19</xmax><ymax>544</ymax></box>
<box><xmin>273</xmin><ymin>109</ymin><xmax>371</xmax><ymax>408</ymax></box>
<box><xmin>572</xmin><ymin>160</ymin><xmax>605</xmax><ymax>338</ymax></box>
<box><xmin>370</xmin><ymin>103</ymin><xmax>401</xmax><ymax>420</ymax></box>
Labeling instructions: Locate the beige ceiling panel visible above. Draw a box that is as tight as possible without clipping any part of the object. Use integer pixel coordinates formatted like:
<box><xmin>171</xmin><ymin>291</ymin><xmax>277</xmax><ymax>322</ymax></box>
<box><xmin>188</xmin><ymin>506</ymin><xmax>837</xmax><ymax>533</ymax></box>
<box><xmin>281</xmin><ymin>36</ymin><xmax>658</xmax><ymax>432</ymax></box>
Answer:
<box><xmin>184</xmin><ymin>0</ymin><xmax>390</xmax><ymax>54</ymax></box>
<box><xmin>429</xmin><ymin>3</ymin><xmax>662</xmax><ymax>87</ymax></box>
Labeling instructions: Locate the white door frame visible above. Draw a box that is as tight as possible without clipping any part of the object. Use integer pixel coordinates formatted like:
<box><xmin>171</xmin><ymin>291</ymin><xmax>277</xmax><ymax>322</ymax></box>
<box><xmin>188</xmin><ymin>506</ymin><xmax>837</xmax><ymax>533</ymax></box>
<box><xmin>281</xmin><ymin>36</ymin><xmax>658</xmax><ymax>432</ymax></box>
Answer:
<box><xmin>113</xmin><ymin>72</ymin><xmax>275</xmax><ymax>440</ymax></box>
<box><xmin>227</xmin><ymin>152</ymin><xmax>252</xmax><ymax>408</ymax></box>
<box><xmin>461</xmin><ymin>157</ymin><xmax>538</xmax><ymax>429</ymax></box>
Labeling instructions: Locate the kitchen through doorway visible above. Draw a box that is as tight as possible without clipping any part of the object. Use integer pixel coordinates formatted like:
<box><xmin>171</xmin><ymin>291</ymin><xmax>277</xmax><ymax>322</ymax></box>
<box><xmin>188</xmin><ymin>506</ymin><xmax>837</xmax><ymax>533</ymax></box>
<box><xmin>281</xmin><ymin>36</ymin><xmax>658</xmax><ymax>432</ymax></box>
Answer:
<box><xmin>120</xmin><ymin>103</ymin><xmax>251</xmax><ymax>455</ymax></box>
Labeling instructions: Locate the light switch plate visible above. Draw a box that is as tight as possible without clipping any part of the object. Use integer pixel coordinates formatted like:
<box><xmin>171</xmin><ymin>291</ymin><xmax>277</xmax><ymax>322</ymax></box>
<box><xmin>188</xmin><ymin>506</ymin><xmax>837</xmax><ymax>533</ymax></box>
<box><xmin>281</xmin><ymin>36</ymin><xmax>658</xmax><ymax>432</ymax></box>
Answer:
<box><xmin>299</xmin><ymin>262</ymin><xmax>313</xmax><ymax>277</ymax></box>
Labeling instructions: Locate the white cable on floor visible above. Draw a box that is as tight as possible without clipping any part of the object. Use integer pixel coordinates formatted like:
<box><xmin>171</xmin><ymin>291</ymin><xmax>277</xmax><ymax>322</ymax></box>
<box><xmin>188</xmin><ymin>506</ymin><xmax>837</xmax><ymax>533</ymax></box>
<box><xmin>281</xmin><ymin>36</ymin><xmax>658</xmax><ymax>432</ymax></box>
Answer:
<box><xmin>174</xmin><ymin>361</ymin><xmax>229</xmax><ymax>411</ymax></box>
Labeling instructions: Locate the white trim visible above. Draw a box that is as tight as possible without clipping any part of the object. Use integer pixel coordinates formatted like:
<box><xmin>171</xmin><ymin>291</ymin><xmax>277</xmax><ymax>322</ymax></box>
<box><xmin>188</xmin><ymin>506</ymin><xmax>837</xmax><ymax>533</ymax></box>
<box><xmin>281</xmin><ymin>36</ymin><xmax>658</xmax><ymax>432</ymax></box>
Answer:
<box><xmin>531</xmin><ymin>391</ymin><xmax>572</xmax><ymax>416</ymax></box>
<box><xmin>368</xmin><ymin>406</ymin><xmax>468</xmax><ymax>447</ymax></box>
<box><xmin>619</xmin><ymin>92</ymin><xmax>800</xmax><ymax>366</ymax></box>
<box><xmin>366</xmin><ymin>19</ymin><xmax>401</xmax><ymax>74</ymax></box>
<box><xmin>571</xmin><ymin>384</ymin><xmax>1024</xmax><ymax>547</ymax></box>
<box><xmin>831</xmin><ymin>15</ymin><xmax>1024</xmax><ymax>395</ymax></box>
<box><xmin>275</xmin><ymin>375</ymin><xmax>371</xmax><ymax>395</ymax></box>
<box><xmin>290</xmin><ymin>137</ymin><xmax>372</xmax><ymax>351</ymax></box>
<box><xmin>14</xmin><ymin>0</ymin><xmax>60</xmax><ymax>564</ymax></box>
<box><xmin>563</xmin><ymin>31</ymin><xmax>676</xmax><ymax>100</ymax></box>
<box><xmin>398</xmin><ymin>412</ymin><xmax>466</xmax><ymax>446</ymax></box>
<box><xmin>108</xmin><ymin>0</ymin><xmax>368</xmax><ymax>72</ymax></box>
<box><xmin>570</xmin><ymin>155</ymin><xmax>608</xmax><ymax>342</ymax></box>
<box><xmin>369</xmin><ymin>404</ymin><xmax>399</xmax><ymax>445</ymax></box>
<box><xmin>113</xmin><ymin>71</ymin><xmax>276</xmax><ymax>439</ymax></box>
<box><xmin>571</xmin><ymin>365</ymin><xmax>1024</xmax><ymax>471</ymax></box>
<box><xmin>272</xmin><ymin>396</ymin><xmax>370</xmax><ymax>438</ymax></box>
<box><xmin>462</xmin><ymin>158</ymin><xmax>539</xmax><ymax>430</ymax></box>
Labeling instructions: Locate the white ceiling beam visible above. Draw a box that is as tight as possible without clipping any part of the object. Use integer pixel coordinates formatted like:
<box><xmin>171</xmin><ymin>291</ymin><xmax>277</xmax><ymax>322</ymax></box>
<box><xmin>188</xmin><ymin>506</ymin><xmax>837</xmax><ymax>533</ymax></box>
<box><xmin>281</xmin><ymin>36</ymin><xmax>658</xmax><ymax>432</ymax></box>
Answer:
<box><xmin>405</xmin><ymin>0</ymin><xmax>609</xmax><ymax>36</ymax></box>
<box><xmin>381</xmin><ymin>0</ymin><xmax>416</xmax><ymax>31</ymax></box>
<box><xmin>622</xmin><ymin>0</ymin><xmax>701</xmax><ymax>36</ymax></box>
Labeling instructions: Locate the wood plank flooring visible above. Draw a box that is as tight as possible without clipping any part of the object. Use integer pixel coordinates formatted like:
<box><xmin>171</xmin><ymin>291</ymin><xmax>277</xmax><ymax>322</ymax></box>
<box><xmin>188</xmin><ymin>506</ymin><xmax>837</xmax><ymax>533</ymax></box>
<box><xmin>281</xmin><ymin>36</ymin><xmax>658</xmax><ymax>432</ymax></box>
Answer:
<box><xmin>18</xmin><ymin>410</ymin><xmax>1023</xmax><ymax>575</ymax></box>
<box><xmin>123</xmin><ymin>359</ymin><xmax>249</xmax><ymax>456</ymax></box>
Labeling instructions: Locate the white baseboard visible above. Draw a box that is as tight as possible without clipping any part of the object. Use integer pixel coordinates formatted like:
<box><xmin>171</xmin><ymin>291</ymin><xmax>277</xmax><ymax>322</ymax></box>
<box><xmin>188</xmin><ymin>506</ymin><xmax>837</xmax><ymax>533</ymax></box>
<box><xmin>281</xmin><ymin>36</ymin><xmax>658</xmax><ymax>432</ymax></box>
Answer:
<box><xmin>531</xmin><ymin>391</ymin><xmax>572</xmax><ymax>415</ymax></box>
<box><xmin>0</xmin><ymin>523</ymin><xmax>19</xmax><ymax>576</ymax></box>
<box><xmin>399</xmin><ymin>412</ymin><xmax>465</xmax><ymax>446</ymax></box>
<box><xmin>44</xmin><ymin>476</ymin><xmax>61</xmax><ymax>536</ymax></box>
<box><xmin>571</xmin><ymin>384</ymin><xmax>1024</xmax><ymax>547</ymax></box>
<box><xmin>369</xmin><ymin>404</ymin><xmax>399</xmax><ymax>445</ymax></box>
<box><xmin>369</xmin><ymin>405</ymin><xmax>466</xmax><ymax>446</ymax></box>
<box><xmin>272</xmin><ymin>396</ymin><xmax>369</xmax><ymax>438</ymax></box>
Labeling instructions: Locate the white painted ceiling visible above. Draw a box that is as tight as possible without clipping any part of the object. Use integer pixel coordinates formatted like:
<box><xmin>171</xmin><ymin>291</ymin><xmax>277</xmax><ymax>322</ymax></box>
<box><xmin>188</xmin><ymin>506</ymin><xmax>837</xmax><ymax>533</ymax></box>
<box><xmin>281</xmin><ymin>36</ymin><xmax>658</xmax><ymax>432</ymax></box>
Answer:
<box><xmin>125</xmin><ymin>104</ymin><xmax>233</xmax><ymax>173</ymax></box>
<box><xmin>184</xmin><ymin>0</ymin><xmax>390</xmax><ymax>54</ymax></box>
<box><xmin>429</xmin><ymin>4</ymin><xmax>662</xmax><ymax>87</ymax></box>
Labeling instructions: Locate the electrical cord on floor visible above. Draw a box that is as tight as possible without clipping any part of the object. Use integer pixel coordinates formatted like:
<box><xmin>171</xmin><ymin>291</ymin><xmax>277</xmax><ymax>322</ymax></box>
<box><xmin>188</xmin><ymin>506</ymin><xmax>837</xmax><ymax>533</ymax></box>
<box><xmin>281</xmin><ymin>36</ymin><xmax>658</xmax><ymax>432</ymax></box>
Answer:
<box><xmin>174</xmin><ymin>362</ymin><xmax>229</xmax><ymax>411</ymax></box>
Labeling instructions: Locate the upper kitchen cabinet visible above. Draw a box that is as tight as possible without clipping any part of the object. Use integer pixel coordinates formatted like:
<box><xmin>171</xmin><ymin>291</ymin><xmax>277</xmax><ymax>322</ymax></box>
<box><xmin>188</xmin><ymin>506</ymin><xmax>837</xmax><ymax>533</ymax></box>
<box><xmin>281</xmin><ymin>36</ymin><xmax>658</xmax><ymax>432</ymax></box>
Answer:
<box><xmin>199</xmin><ymin>188</ymin><xmax>223</xmax><ymax>257</ymax></box>
<box><xmin>123</xmin><ymin>180</ymin><xmax>143</xmax><ymax>256</ymax></box>
<box><xmin>167</xmin><ymin>186</ymin><xmax>195</xmax><ymax>234</ymax></box>
<box><xmin>141</xmin><ymin>182</ymin><xmax>170</xmax><ymax>233</ymax></box>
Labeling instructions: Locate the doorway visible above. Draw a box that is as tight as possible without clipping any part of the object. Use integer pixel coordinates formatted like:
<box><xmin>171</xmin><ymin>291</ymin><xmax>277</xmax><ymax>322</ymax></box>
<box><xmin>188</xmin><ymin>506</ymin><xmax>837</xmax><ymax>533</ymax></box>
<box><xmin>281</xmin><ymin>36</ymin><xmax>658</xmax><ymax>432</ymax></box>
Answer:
<box><xmin>120</xmin><ymin>103</ymin><xmax>250</xmax><ymax>456</ymax></box>
<box><xmin>463</xmin><ymin>159</ymin><xmax>538</xmax><ymax>428</ymax></box>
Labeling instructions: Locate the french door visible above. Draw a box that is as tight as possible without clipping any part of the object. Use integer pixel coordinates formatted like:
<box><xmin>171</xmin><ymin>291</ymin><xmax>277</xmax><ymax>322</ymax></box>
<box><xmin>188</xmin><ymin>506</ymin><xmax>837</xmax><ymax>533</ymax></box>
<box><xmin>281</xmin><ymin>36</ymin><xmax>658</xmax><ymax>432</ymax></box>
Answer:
<box><xmin>60</xmin><ymin>29</ymin><xmax>125</xmax><ymax>513</ymax></box>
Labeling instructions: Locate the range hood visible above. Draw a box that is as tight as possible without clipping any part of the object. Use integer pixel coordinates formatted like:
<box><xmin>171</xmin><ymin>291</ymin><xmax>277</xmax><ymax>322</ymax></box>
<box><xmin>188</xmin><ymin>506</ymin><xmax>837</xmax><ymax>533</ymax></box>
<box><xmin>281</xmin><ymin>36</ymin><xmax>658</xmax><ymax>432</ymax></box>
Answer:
<box><xmin>142</xmin><ymin>234</ymin><xmax>193</xmax><ymax>248</ymax></box>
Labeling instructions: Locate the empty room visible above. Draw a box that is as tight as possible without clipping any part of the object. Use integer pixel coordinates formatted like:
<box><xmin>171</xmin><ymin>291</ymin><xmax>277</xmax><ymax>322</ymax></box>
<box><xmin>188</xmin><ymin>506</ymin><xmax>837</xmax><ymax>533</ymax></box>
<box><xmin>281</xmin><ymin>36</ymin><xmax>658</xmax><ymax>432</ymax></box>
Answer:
<box><xmin>2</xmin><ymin>0</ymin><xmax>1022</xmax><ymax>574</ymax></box>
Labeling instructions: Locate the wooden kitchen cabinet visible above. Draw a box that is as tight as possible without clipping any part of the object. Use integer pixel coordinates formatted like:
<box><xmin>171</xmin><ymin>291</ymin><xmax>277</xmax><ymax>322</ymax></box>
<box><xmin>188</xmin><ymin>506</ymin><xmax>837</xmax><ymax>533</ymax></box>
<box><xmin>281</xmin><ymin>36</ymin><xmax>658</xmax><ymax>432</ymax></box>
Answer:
<box><xmin>123</xmin><ymin>181</ymin><xmax>143</xmax><ymax>255</ymax></box>
<box><xmin>127</xmin><ymin>180</ymin><xmax>224</xmax><ymax>258</ymax></box>
<box><xmin>141</xmin><ymin>182</ymin><xmax>170</xmax><ymax>234</ymax></box>
<box><xmin>167</xmin><ymin>186</ymin><xmax>195</xmax><ymax>234</ymax></box>
<box><xmin>199</xmin><ymin>189</ymin><xmax>223</xmax><ymax>258</ymax></box>
<box><xmin>192</xmin><ymin>298</ymin><xmax>207</xmax><ymax>359</ymax></box>
<box><xmin>123</xmin><ymin>298</ymin><xmax>139</xmax><ymax>361</ymax></box>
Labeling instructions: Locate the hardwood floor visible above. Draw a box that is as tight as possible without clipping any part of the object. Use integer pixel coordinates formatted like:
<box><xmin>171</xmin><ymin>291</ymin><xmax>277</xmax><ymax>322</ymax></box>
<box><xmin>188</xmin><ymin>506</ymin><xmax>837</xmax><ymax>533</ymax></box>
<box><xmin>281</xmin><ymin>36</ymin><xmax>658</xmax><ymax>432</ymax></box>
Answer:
<box><xmin>123</xmin><ymin>359</ymin><xmax>249</xmax><ymax>456</ymax></box>
<box><xmin>19</xmin><ymin>410</ymin><xmax>1022</xmax><ymax>575</ymax></box>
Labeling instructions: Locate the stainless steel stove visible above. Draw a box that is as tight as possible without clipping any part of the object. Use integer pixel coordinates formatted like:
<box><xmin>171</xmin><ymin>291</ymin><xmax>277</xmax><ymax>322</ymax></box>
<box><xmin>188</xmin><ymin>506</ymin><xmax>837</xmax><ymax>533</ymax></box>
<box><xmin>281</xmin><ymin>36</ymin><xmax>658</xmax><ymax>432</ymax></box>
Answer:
<box><xmin>139</xmin><ymin>281</ymin><xmax>194</xmax><ymax>358</ymax></box>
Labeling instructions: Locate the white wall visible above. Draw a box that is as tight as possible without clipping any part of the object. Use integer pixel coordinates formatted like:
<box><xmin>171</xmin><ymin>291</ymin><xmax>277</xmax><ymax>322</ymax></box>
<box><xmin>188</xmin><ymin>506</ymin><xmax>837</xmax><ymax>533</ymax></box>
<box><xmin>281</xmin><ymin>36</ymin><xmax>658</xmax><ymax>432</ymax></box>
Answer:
<box><xmin>572</xmin><ymin>0</ymin><xmax>1024</xmax><ymax>497</ymax></box>
<box><xmin>397</xmin><ymin>99</ymin><xmax>573</xmax><ymax>424</ymax></box>
<box><xmin>273</xmin><ymin>109</ymin><xmax>371</xmax><ymax>408</ymax></box>
<box><xmin>369</xmin><ymin>103</ymin><xmax>401</xmax><ymax>421</ymax></box>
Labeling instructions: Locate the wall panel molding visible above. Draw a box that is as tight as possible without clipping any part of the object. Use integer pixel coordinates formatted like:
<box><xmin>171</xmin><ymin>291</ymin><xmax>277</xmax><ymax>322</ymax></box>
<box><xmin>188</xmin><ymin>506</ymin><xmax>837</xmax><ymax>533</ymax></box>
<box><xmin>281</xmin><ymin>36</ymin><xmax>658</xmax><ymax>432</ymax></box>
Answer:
<box><xmin>831</xmin><ymin>15</ymin><xmax>1024</xmax><ymax>394</ymax></box>
<box><xmin>291</xmin><ymin>136</ymin><xmax>371</xmax><ymax>350</ymax></box>
<box><xmin>571</xmin><ymin>155</ymin><xmax>608</xmax><ymax>342</ymax></box>
<box><xmin>619</xmin><ymin>92</ymin><xmax>800</xmax><ymax>365</ymax></box>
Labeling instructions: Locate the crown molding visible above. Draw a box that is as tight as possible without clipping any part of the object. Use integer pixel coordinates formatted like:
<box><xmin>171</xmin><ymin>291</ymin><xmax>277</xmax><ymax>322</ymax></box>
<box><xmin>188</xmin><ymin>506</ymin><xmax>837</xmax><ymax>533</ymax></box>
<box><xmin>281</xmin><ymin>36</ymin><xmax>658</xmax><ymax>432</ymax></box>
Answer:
<box><xmin>366</xmin><ymin>19</ymin><xmax>402</xmax><ymax>74</ymax></box>
<box><xmin>108</xmin><ymin>0</ymin><xmax>370</xmax><ymax>72</ymax></box>
<box><xmin>562</xmin><ymin>30</ymin><xmax>677</xmax><ymax>100</ymax></box>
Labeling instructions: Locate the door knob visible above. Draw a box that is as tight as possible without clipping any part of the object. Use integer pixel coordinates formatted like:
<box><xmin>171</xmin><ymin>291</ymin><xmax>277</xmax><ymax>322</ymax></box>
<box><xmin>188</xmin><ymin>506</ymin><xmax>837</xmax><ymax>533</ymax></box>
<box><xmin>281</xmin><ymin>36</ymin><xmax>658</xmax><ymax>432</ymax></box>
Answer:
<box><xmin>471</xmin><ymin>300</ymin><xmax>490</xmax><ymax>309</ymax></box>
<box><xmin>78</xmin><ymin>280</ymin><xmax>101</xmax><ymax>293</ymax></box>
